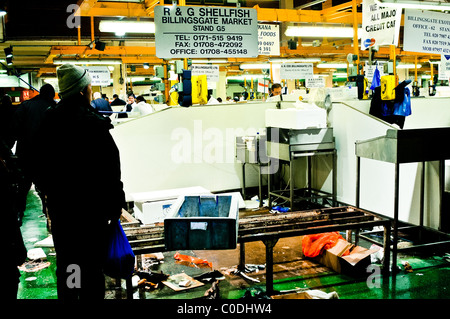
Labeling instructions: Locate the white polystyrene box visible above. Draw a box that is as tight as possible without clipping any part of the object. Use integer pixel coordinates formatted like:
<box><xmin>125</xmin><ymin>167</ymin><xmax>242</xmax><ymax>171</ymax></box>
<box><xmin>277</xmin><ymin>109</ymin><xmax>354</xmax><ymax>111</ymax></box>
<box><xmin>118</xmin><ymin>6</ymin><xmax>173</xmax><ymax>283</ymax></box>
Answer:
<box><xmin>130</xmin><ymin>186</ymin><xmax>212</xmax><ymax>225</ymax></box>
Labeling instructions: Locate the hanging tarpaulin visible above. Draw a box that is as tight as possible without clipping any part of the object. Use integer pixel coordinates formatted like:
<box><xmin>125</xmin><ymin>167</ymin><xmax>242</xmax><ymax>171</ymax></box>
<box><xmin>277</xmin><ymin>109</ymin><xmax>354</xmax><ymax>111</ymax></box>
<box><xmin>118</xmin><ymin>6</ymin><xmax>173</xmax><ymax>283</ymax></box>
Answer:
<box><xmin>360</xmin><ymin>0</ymin><xmax>402</xmax><ymax>50</ymax></box>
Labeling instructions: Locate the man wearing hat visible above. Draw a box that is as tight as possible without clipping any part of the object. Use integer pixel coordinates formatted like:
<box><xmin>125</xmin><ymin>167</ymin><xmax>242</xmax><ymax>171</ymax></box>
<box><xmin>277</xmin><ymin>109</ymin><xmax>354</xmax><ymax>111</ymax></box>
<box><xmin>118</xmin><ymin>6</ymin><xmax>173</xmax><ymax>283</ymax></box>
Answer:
<box><xmin>36</xmin><ymin>64</ymin><xmax>126</xmax><ymax>300</ymax></box>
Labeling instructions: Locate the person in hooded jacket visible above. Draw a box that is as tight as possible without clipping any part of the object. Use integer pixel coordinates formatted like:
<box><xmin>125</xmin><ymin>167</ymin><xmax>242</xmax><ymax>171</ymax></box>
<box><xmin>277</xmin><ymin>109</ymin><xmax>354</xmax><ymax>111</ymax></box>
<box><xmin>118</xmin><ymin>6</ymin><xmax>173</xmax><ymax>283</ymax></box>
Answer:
<box><xmin>36</xmin><ymin>64</ymin><xmax>126</xmax><ymax>300</ymax></box>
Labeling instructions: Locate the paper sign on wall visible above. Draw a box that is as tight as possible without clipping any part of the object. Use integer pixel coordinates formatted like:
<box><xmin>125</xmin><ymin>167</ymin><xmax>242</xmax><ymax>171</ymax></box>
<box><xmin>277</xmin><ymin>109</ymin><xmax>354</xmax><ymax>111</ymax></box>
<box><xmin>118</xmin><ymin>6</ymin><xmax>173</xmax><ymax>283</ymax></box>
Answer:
<box><xmin>360</xmin><ymin>0</ymin><xmax>401</xmax><ymax>50</ymax></box>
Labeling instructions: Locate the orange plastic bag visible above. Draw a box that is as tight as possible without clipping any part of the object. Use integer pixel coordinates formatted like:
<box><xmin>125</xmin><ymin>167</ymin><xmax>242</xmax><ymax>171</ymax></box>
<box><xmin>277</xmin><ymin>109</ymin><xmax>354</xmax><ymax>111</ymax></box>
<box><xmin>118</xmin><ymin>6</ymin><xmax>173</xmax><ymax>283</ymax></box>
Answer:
<box><xmin>174</xmin><ymin>252</ymin><xmax>212</xmax><ymax>269</ymax></box>
<box><xmin>302</xmin><ymin>232</ymin><xmax>349</xmax><ymax>258</ymax></box>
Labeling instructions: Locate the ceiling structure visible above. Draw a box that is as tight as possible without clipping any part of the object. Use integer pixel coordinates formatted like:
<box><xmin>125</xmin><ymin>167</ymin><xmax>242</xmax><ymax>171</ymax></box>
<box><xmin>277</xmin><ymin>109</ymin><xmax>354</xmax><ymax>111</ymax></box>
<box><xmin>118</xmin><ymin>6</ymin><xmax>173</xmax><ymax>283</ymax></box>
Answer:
<box><xmin>0</xmin><ymin>0</ymin><xmax>443</xmax><ymax>82</ymax></box>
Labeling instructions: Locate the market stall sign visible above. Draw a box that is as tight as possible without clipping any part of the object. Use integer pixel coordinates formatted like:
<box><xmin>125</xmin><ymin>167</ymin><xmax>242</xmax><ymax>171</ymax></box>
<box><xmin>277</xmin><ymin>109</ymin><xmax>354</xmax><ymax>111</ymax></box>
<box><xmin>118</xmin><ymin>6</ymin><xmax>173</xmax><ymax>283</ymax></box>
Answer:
<box><xmin>191</xmin><ymin>64</ymin><xmax>219</xmax><ymax>89</ymax></box>
<box><xmin>155</xmin><ymin>6</ymin><xmax>258</xmax><ymax>58</ymax></box>
<box><xmin>360</xmin><ymin>0</ymin><xmax>401</xmax><ymax>50</ymax></box>
<box><xmin>403</xmin><ymin>9</ymin><xmax>450</xmax><ymax>55</ymax></box>
<box><xmin>83</xmin><ymin>66</ymin><xmax>110</xmax><ymax>86</ymax></box>
<box><xmin>305</xmin><ymin>77</ymin><xmax>325</xmax><ymax>88</ymax></box>
<box><xmin>258</xmin><ymin>24</ymin><xmax>280</xmax><ymax>56</ymax></box>
<box><xmin>280</xmin><ymin>63</ymin><xmax>313</xmax><ymax>80</ymax></box>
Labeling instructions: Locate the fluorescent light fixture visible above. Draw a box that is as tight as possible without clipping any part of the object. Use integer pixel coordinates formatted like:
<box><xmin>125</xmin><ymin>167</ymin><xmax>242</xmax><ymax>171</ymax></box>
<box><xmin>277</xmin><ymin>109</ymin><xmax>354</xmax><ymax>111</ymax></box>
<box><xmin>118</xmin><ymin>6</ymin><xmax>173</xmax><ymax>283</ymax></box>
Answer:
<box><xmin>317</xmin><ymin>63</ymin><xmax>348</xmax><ymax>69</ymax></box>
<box><xmin>375</xmin><ymin>0</ymin><xmax>450</xmax><ymax>11</ymax></box>
<box><xmin>297</xmin><ymin>0</ymin><xmax>326</xmax><ymax>10</ymax></box>
<box><xmin>54</xmin><ymin>59</ymin><xmax>122</xmax><ymax>65</ymax></box>
<box><xmin>422</xmin><ymin>75</ymin><xmax>432</xmax><ymax>79</ymax></box>
<box><xmin>99</xmin><ymin>20</ymin><xmax>155</xmax><ymax>36</ymax></box>
<box><xmin>397</xmin><ymin>64</ymin><xmax>422</xmax><ymax>69</ymax></box>
<box><xmin>227</xmin><ymin>74</ymin><xmax>269</xmax><ymax>80</ymax></box>
<box><xmin>191</xmin><ymin>59</ymin><xmax>228</xmax><ymax>64</ymax></box>
<box><xmin>333</xmin><ymin>72</ymin><xmax>349</xmax><ymax>77</ymax></box>
<box><xmin>240</xmin><ymin>63</ymin><xmax>270</xmax><ymax>70</ymax></box>
<box><xmin>270</xmin><ymin>58</ymin><xmax>321</xmax><ymax>63</ymax></box>
<box><xmin>285</xmin><ymin>26</ymin><xmax>362</xmax><ymax>38</ymax></box>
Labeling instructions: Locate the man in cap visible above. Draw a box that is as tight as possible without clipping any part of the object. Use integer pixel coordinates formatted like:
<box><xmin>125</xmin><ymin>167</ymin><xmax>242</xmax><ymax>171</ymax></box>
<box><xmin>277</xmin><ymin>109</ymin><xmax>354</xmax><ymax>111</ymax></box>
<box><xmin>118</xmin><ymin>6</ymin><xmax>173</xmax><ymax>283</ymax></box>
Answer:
<box><xmin>36</xmin><ymin>64</ymin><xmax>126</xmax><ymax>300</ymax></box>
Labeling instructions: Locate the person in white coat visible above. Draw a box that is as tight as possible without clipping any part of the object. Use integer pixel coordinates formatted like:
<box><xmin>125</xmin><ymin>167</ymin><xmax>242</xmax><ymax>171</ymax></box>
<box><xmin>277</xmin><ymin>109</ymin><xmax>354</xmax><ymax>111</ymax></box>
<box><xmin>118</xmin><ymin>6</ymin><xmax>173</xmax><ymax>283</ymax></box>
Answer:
<box><xmin>132</xmin><ymin>95</ymin><xmax>154</xmax><ymax>117</ymax></box>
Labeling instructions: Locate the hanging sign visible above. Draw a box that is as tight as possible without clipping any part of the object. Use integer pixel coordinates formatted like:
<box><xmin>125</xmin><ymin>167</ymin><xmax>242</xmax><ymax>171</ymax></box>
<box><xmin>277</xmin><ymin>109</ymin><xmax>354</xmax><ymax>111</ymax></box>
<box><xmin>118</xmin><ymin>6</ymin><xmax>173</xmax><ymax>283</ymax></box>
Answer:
<box><xmin>305</xmin><ymin>77</ymin><xmax>325</xmax><ymax>88</ymax></box>
<box><xmin>191</xmin><ymin>64</ymin><xmax>219</xmax><ymax>89</ymax></box>
<box><xmin>191</xmin><ymin>65</ymin><xmax>219</xmax><ymax>82</ymax></box>
<box><xmin>360</xmin><ymin>0</ymin><xmax>401</xmax><ymax>50</ymax></box>
<box><xmin>155</xmin><ymin>6</ymin><xmax>258</xmax><ymax>58</ymax></box>
<box><xmin>83</xmin><ymin>66</ymin><xmax>110</xmax><ymax>86</ymax></box>
<box><xmin>258</xmin><ymin>24</ymin><xmax>280</xmax><ymax>56</ymax></box>
<box><xmin>439</xmin><ymin>55</ymin><xmax>450</xmax><ymax>80</ymax></box>
<box><xmin>280</xmin><ymin>63</ymin><xmax>313</xmax><ymax>80</ymax></box>
<box><xmin>404</xmin><ymin>9</ymin><xmax>450</xmax><ymax>54</ymax></box>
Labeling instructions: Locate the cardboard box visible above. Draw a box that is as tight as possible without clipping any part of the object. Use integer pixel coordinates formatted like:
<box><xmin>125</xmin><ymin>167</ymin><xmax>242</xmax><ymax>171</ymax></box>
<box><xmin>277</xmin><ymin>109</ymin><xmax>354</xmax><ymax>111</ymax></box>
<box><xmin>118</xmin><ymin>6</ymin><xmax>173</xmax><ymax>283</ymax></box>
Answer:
<box><xmin>314</xmin><ymin>239</ymin><xmax>379</xmax><ymax>277</ymax></box>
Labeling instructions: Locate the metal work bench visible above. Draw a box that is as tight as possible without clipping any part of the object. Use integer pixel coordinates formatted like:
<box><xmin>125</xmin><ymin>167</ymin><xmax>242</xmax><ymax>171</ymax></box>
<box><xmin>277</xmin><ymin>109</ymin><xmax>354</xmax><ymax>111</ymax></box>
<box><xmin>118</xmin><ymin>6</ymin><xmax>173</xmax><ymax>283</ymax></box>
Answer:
<box><xmin>123</xmin><ymin>205</ymin><xmax>391</xmax><ymax>297</ymax></box>
<box><xmin>355</xmin><ymin>127</ymin><xmax>450</xmax><ymax>272</ymax></box>
<box><xmin>266</xmin><ymin>127</ymin><xmax>337</xmax><ymax>210</ymax></box>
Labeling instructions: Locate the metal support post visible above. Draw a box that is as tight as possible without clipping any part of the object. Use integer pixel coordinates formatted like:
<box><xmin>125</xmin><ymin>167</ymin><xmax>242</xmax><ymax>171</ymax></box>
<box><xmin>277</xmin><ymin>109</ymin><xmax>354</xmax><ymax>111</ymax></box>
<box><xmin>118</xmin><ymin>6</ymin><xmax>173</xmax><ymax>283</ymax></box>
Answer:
<box><xmin>263</xmin><ymin>238</ymin><xmax>279</xmax><ymax>296</ymax></box>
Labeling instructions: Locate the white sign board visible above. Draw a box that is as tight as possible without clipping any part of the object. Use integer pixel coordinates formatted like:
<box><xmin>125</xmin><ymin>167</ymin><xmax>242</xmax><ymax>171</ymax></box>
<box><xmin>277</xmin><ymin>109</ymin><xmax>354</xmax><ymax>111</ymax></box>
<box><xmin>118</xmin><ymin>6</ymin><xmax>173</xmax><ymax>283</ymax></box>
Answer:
<box><xmin>83</xmin><ymin>66</ymin><xmax>110</xmax><ymax>86</ymax></box>
<box><xmin>360</xmin><ymin>0</ymin><xmax>401</xmax><ymax>50</ymax></box>
<box><xmin>155</xmin><ymin>6</ymin><xmax>258</xmax><ymax>58</ymax></box>
<box><xmin>439</xmin><ymin>55</ymin><xmax>450</xmax><ymax>80</ymax></box>
<box><xmin>191</xmin><ymin>65</ymin><xmax>219</xmax><ymax>82</ymax></box>
<box><xmin>364</xmin><ymin>63</ymin><xmax>385</xmax><ymax>81</ymax></box>
<box><xmin>191</xmin><ymin>64</ymin><xmax>219</xmax><ymax>89</ymax></box>
<box><xmin>404</xmin><ymin>9</ymin><xmax>450</xmax><ymax>55</ymax></box>
<box><xmin>280</xmin><ymin>63</ymin><xmax>313</xmax><ymax>80</ymax></box>
<box><xmin>258</xmin><ymin>24</ymin><xmax>280</xmax><ymax>56</ymax></box>
<box><xmin>305</xmin><ymin>77</ymin><xmax>325</xmax><ymax>88</ymax></box>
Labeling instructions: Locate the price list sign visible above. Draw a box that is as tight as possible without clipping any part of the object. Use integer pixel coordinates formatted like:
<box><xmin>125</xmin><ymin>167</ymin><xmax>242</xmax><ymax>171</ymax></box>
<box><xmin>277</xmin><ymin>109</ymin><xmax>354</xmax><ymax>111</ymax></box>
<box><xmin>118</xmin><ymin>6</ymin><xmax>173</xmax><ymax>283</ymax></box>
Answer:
<box><xmin>155</xmin><ymin>6</ymin><xmax>258</xmax><ymax>58</ymax></box>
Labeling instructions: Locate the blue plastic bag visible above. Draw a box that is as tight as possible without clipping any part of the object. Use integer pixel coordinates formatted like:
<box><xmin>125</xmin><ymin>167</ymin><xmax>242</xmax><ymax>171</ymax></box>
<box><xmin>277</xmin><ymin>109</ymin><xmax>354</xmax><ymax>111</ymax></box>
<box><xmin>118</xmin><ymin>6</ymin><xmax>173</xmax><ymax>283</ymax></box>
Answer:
<box><xmin>103</xmin><ymin>220</ymin><xmax>135</xmax><ymax>279</ymax></box>
<box><xmin>370</xmin><ymin>66</ymin><xmax>381</xmax><ymax>90</ymax></box>
<box><xmin>393</xmin><ymin>87</ymin><xmax>412</xmax><ymax>116</ymax></box>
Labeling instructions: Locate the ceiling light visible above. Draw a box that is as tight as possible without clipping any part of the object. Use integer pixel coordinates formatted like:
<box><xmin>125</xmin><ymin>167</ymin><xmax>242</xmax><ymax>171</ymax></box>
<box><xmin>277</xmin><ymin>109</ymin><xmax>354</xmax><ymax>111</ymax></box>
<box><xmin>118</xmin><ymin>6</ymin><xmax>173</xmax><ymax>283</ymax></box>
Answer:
<box><xmin>317</xmin><ymin>63</ymin><xmax>348</xmax><ymax>68</ymax></box>
<box><xmin>53</xmin><ymin>59</ymin><xmax>122</xmax><ymax>65</ymax></box>
<box><xmin>333</xmin><ymin>72</ymin><xmax>348</xmax><ymax>77</ymax></box>
<box><xmin>240</xmin><ymin>63</ymin><xmax>270</xmax><ymax>70</ymax></box>
<box><xmin>397</xmin><ymin>64</ymin><xmax>422</xmax><ymax>69</ymax></box>
<box><xmin>0</xmin><ymin>10</ymin><xmax>6</xmax><ymax>17</ymax></box>
<box><xmin>99</xmin><ymin>20</ymin><xmax>155</xmax><ymax>36</ymax></box>
<box><xmin>285</xmin><ymin>26</ymin><xmax>362</xmax><ymax>38</ymax></box>
<box><xmin>375</xmin><ymin>0</ymin><xmax>450</xmax><ymax>11</ymax></box>
<box><xmin>143</xmin><ymin>63</ymin><xmax>150</xmax><ymax>69</ymax></box>
<box><xmin>227</xmin><ymin>74</ymin><xmax>269</xmax><ymax>80</ymax></box>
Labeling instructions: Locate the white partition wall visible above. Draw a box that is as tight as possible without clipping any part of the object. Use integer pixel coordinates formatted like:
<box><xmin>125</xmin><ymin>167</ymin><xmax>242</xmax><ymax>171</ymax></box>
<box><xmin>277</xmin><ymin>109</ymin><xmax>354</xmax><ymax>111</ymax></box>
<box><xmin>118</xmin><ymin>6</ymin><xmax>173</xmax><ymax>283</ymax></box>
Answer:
<box><xmin>111</xmin><ymin>102</ymin><xmax>278</xmax><ymax>200</ymax></box>
<box><xmin>111</xmin><ymin>98</ymin><xmax>450</xmax><ymax>229</ymax></box>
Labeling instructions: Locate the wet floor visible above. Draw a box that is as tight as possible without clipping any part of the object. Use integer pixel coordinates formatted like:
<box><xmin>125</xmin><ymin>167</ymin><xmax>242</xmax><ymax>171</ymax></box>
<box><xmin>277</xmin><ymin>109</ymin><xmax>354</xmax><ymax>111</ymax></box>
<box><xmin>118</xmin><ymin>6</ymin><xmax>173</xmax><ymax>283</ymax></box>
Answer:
<box><xmin>16</xmin><ymin>189</ymin><xmax>450</xmax><ymax>300</ymax></box>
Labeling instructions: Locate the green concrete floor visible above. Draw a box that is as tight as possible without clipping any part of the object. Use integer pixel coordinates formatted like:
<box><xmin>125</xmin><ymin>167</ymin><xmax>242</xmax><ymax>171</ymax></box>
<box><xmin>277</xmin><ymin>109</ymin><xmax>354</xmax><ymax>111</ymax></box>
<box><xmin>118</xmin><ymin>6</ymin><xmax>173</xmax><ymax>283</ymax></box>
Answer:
<box><xmin>17</xmin><ymin>189</ymin><xmax>450</xmax><ymax>300</ymax></box>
